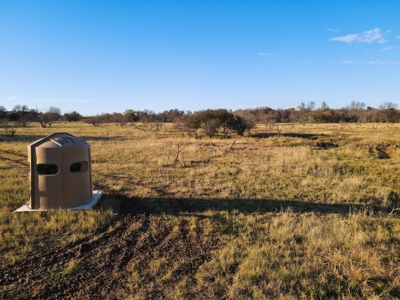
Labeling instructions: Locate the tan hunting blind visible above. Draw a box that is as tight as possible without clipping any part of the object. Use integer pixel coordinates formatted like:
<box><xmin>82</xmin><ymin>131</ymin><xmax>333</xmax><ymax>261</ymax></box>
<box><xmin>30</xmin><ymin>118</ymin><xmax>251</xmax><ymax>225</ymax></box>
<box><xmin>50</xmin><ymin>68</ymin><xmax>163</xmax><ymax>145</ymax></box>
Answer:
<box><xmin>16</xmin><ymin>132</ymin><xmax>102</xmax><ymax>211</ymax></box>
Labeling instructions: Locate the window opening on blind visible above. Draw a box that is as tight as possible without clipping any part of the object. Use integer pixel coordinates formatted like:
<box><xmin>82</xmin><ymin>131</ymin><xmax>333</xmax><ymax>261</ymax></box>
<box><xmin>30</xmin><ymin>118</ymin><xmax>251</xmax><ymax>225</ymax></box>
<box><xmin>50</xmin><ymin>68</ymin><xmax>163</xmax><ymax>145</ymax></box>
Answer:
<box><xmin>70</xmin><ymin>161</ymin><xmax>88</xmax><ymax>173</ymax></box>
<box><xmin>37</xmin><ymin>164</ymin><xmax>59</xmax><ymax>175</ymax></box>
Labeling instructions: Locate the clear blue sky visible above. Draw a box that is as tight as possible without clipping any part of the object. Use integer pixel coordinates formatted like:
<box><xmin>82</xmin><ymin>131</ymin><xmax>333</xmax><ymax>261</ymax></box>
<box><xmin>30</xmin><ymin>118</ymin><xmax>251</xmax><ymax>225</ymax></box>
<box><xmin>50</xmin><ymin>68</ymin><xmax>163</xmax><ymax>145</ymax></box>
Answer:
<box><xmin>1</xmin><ymin>0</ymin><xmax>399</xmax><ymax>116</ymax></box>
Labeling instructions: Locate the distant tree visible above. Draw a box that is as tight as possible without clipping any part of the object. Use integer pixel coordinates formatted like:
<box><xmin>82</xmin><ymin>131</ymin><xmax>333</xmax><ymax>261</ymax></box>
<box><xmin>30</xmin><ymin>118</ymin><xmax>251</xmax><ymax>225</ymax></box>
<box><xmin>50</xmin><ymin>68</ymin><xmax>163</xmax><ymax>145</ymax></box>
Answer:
<box><xmin>228</xmin><ymin>115</ymin><xmax>250</xmax><ymax>136</ymax></box>
<box><xmin>350</xmin><ymin>101</ymin><xmax>366</xmax><ymax>110</ymax></box>
<box><xmin>296</xmin><ymin>101</ymin><xmax>315</xmax><ymax>125</ymax></box>
<box><xmin>298</xmin><ymin>101</ymin><xmax>315</xmax><ymax>111</ymax></box>
<box><xmin>202</xmin><ymin>118</ymin><xmax>220</xmax><ymax>138</ymax></box>
<box><xmin>0</xmin><ymin>105</ymin><xmax>7</xmax><ymax>121</ymax></box>
<box><xmin>251</xmin><ymin>107</ymin><xmax>274</xmax><ymax>123</ymax></box>
<box><xmin>2</xmin><ymin>120</ymin><xmax>18</xmax><ymax>137</ymax></box>
<box><xmin>187</xmin><ymin>109</ymin><xmax>252</xmax><ymax>138</ymax></box>
<box><xmin>234</xmin><ymin>109</ymin><xmax>257</xmax><ymax>132</ymax></box>
<box><xmin>381</xmin><ymin>109</ymin><xmax>399</xmax><ymax>123</ymax></box>
<box><xmin>35</xmin><ymin>111</ymin><xmax>49</xmax><ymax>128</ymax></box>
<box><xmin>173</xmin><ymin>114</ymin><xmax>189</xmax><ymax>135</ymax></box>
<box><xmin>64</xmin><ymin>111</ymin><xmax>81</xmax><ymax>122</ymax></box>
<box><xmin>213</xmin><ymin>109</ymin><xmax>235</xmax><ymax>137</ymax></box>
<box><xmin>342</xmin><ymin>101</ymin><xmax>366</xmax><ymax>123</ymax></box>
<box><xmin>84</xmin><ymin>114</ymin><xmax>105</xmax><ymax>127</ymax></box>
<box><xmin>173</xmin><ymin>113</ymin><xmax>198</xmax><ymax>137</ymax></box>
<box><xmin>191</xmin><ymin>110</ymin><xmax>218</xmax><ymax>137</ymax></box>
<box><xmin>287</xmin><ymin>108</ymin><xmax>297</xmax><ymax>124</ymax></box>
<box><xmin>313</xmin><ymin>102</ymin><xmax>334</xmax><ymax>123</ymax></box>
<box><xmin>153</xmin><ymin>113</ymin><xmax>166</xmax><ymax>130</ymax></box>
<box><xmin>28</xmin><ymin>109</ymin><xmax>38</xmax><ymax>120</ymax></box>
<box><xmin>137</xmin><ymin>110</ymin><xmax>165</xmax><ymax>130</ymax></box>
<box><xmin>35</xmin><ymin>106</ymin><xmax>62</xmax><ymax>128</ymax></box>
<box><xmin>103</xmin><ymin>113</ymin><xmax>114</xmax><ymax>124</ymax></box>
<box><xmin>112</xmin><ymin>112</ymin><xmax>128</xmax><ymax>127</ymax></box>
<box><xmin>379</xmin><ymin>102</ymin><xmax>398</xmax><ymax>110</ymax></box>
<box><xmin>307</xmin><ymin>101</ymin><xmax>316</xmax><ymax>111</ymax></box>
<box><xmin>124</xmin><ymin>109</ymin><xmax>140</xmax><ymax>122</ymax></box>
<box><xmin>12</xmin><ymin>105</ymin><xmax>31</xmax><ymax>127</ymax></box>
<box><xmin>319</xmin><ymin>101</ymin><xmax>329</xmax><ymax>111</ymax></box>
<box><xmin>0</xmin><ymin>107</ymin><xmax>18</xmax><ymax>136</ymax></box>
<box><xmin>162</xmin><ymin>109</ymin><xmax>185</xmax><ymax>122</ymax></box>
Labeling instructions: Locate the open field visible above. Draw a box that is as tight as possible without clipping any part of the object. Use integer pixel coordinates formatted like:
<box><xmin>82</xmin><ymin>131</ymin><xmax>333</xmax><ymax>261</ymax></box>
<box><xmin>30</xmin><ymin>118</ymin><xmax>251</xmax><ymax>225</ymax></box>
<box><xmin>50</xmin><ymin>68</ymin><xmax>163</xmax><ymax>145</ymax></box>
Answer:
<box><xmin>1</xmin><ymin>122</ymin><xmax>400</xmax><ymax>299</ymax></box>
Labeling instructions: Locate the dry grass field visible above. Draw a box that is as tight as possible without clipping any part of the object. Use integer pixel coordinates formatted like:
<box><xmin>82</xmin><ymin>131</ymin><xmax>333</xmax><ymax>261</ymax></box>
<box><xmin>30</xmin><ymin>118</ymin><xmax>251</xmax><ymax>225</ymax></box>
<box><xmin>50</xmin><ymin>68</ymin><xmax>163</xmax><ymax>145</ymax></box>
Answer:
<box><xmin>1</xmin><ymin>121</ymin><xmax>400</xmax><ymax>299</ymax></box>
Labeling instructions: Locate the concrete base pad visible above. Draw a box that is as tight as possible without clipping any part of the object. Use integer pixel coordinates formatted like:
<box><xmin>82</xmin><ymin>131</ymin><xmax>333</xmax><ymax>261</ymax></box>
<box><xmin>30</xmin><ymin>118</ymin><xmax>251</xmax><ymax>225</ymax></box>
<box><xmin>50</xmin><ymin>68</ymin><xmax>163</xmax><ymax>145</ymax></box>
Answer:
<box><xmin>14</xmin><ymin>191</ymin><xmax>102</xmax><ymax>212</ymax></box>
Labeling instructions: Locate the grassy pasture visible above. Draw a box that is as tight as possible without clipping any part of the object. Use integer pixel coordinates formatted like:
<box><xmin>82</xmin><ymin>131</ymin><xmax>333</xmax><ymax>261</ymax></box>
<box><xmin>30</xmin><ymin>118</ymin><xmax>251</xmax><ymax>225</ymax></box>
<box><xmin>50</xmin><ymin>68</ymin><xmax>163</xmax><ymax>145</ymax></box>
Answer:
<box><xmin>1</xmin><ymin>122</ymin><xmax>400</xmax><ymax>299</ymax></box>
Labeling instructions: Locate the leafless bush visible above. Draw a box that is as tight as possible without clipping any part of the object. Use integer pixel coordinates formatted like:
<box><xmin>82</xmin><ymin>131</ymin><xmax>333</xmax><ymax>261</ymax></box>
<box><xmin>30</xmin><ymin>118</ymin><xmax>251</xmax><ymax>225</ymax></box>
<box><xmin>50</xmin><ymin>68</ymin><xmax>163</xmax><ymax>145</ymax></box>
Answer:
<box><xmin>86</xmin><ymin>114</ymin><xmax>105</xmax><ymax>127</ymax></box>
<box><xmin>112</xmin><ymin>113</ymin><xmax>128</xmax><ymax>127</ymax></box>
<box><xmin>1</xmin><ymin>120</ymin><xmax>18</xmax><ymax>137</ymax></box>
<box><xmin>35</xmin><ymin>106</ymin><xmax>62</xmax><ymax>128</ymax></box>
<box><xmin>174</xmin><ymin>144</ymin><xmax>186</xmax><ymax>164</ymax></box>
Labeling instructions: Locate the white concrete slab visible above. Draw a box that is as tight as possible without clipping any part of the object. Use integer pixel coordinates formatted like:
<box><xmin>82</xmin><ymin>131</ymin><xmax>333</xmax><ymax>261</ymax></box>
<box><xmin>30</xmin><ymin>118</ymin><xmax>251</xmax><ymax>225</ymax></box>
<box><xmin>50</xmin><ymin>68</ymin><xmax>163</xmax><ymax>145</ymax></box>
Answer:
<box><xmin>14</xmin><ymin>190</ymin><xmax>102</xmax><ymax>212</ymax></box>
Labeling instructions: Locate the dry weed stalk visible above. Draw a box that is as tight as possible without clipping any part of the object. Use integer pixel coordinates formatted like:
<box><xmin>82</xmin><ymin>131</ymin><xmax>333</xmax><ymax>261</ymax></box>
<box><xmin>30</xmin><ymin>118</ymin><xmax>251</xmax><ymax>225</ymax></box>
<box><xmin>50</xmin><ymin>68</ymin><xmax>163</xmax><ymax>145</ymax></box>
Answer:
<box><xmin>174</xmin><ymin>144</ymin><xmax>186</xmax><ymax>164</ymax></box>
<box><xmin>229</xmin><ymin>137</ymin><xmax>238</xmax><ymax>150</ymax></box>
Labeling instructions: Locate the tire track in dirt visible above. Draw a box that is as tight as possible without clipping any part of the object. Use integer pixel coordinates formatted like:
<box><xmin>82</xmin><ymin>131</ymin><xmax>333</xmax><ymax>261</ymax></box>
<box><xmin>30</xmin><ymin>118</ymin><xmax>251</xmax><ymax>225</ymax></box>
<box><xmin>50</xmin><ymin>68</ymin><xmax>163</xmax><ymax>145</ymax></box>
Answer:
<box><xmin>37</xmin><ymin>188</ymin><xmax>152</xmax><ymax>299</ymax></box>
<box><xmin>1</xmin><ymin>213</ymin><xmax>144</xmax><ymax>297</ymax></box>
<box><xmin>1</xmin><ymin>183</ymin><xmax>221</xmax><ymax>299</ymax></box>
<box><xmin>0</xmin><ymin>155</ymin><xmax>29</xmax><ymax>167</ymax></box>
<box><xmin>125</xmin><ymin>214</ymin><xmax>220</xmax><ymax>299</ymax></box>
<box><xmin>0</xmin><ymin>149</ymin><xmax>29</xmax><ymax>166</ymax></box>
<box><xmin>51</xmin><ymin>214</ymin><xmax>150</xmax><ymax>299</ymax></box>
<box><xmin>1</xmin><ymin>187</ymin><xmax>142</xmax><ymax>281</ymax></box>
<box><xmin>0</xmin><ymin>156</ymin><xmax>29</xmax><ymax>167</ymax></box>
<box><xmin>0</xmin><ymin>185</ymin><xmax>150</xmax><ymax>299</ymax></box>
<box><xmin>0</xmin><ymin>149</ymin><xmax>26</xmax><ymax>159</ymax></box>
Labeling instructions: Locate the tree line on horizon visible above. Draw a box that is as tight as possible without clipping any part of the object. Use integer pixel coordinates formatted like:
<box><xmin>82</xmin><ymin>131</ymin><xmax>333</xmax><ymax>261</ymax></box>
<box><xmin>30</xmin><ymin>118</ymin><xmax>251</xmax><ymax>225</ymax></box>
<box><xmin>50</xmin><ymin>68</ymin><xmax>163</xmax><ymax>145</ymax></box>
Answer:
<box><xmin>1</xmin><ymin>101</ymin><xmax>400</xmax><ymax>137</ymax></box>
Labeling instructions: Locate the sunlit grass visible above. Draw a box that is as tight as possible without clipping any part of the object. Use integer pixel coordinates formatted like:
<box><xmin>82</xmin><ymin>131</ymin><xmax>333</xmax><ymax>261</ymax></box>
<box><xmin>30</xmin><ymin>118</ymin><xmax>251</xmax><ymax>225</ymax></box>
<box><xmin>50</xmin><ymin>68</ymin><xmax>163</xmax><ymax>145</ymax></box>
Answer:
<box><xmin>2</xmin><ymin>121</ymin><xmax>400</xmax><ymax>298</ymax></box>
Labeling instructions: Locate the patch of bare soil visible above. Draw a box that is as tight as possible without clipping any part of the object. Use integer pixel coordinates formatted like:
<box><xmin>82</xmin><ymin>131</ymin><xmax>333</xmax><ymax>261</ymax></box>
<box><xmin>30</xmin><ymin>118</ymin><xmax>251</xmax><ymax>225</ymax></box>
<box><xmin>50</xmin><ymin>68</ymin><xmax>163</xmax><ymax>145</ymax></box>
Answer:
<box><xmin>0</xmin><ymin>187</ymin><xmax>220</xmax><ymax>299</ymax></box>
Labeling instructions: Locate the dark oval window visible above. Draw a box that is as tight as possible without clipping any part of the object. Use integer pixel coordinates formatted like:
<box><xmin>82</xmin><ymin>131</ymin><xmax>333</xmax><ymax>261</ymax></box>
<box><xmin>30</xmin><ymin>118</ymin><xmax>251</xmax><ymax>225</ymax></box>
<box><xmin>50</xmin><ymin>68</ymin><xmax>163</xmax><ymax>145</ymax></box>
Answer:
<box><xmin>37</xmin><ymin>164</ymin><xmax>59</xmax><ymax>175</ymax></box>
<box><xmin>70</xmin><ymin>161</ymin><xmax>88</xmax><ymax>173</ymax></box>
